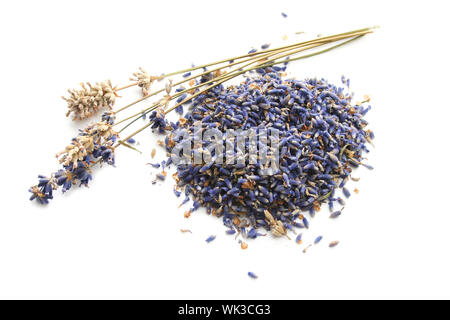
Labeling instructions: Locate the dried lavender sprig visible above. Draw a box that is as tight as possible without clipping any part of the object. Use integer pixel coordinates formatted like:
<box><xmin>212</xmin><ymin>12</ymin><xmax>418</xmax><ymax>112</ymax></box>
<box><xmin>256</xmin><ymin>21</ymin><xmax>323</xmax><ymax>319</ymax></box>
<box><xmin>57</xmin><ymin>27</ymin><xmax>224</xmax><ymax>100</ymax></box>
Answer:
<box><xmin>62</xmin><ymin>28</ymin><xmax>374</xmax><ymax>121</ymax></box>
<box><xmin>115</xmin><ymin>45</ymin><xmax>287</xmax><ymax>114</ymax></box>
<box><xmin>113</xmin><ymin>28</ymin><xmax>374</xmax><ymax>117</ymax></box>
<box><xmin>29</xmin><ymin>113</ymin><xmax>119</xmax><ymax>204</ymax></box>
<box><xmin>115</xmin><ymin>37</ymin><xmax>355</xmax><ymax>134</ymax></box>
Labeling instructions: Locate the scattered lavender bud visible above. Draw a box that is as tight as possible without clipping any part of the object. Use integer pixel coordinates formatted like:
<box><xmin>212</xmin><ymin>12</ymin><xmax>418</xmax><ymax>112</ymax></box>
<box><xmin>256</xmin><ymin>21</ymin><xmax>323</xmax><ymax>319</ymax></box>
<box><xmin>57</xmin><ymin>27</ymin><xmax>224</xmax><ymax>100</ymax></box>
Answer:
<box><xmin>314</xmin><ymin>236</ymin><xmax>323</xmax><ymax>244</ymax></box>
<box><xmin>343</xmin><ymin>187</ymin><xmax>351</xmax><ymax>198</ymax></box>
<box><xmin>329</xmin><ymin>241</ymin><xmax>339</xmax><ymax>248</ymax></box>
<box><xmin>156</xmin><ymin>173</ymin><xmax>166</xmax><ymax>181</ymax></box>
<box><xmin>303</xmin><ymin>217</ymin><xmax>309</xmax><ymax>229</ymax></box>
<box><xmin>329</xmin><ymin>208</ymin><xmax>344</xmax><ymax>219</ymax></box>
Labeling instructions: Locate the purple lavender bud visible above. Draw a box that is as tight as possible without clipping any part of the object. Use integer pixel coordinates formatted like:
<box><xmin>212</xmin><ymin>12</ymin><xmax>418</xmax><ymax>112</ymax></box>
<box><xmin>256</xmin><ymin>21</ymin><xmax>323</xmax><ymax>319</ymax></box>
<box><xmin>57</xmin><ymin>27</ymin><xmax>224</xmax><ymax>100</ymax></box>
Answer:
<box><xmin>314</xmin><ymin>236</ymin><xmax>323</xmax><ymax>244</ymax></box>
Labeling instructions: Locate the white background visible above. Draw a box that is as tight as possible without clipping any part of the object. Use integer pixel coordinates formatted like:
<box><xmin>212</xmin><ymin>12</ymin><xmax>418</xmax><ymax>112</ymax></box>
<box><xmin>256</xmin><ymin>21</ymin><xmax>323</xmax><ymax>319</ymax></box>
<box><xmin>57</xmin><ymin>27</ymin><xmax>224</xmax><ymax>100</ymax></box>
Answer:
<box><xmin>0</xmin><ymin>0</ymin><xmax>449</xmax><ymax>299</ymax></box>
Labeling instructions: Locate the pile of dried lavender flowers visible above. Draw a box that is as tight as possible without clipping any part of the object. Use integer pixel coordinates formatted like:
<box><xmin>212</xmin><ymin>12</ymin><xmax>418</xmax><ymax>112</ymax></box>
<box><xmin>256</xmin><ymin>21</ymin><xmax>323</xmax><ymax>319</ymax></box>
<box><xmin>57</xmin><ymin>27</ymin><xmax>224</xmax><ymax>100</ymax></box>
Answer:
<box><xmin>155</xmin><ymin>70</ymin><xmax>374</xmax><ymax>241</ymax></box>
<box><xmin>29</xmin><ymin>27</ymin><xmax>375</xmax><ymax>249</ymax></box>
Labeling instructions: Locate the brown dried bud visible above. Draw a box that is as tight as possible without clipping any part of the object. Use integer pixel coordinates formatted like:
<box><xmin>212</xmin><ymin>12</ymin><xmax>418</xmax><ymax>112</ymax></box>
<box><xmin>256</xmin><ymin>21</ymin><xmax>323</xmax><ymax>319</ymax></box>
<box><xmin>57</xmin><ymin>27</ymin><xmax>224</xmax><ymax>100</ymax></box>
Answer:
<box><xmin>130</xmin><ymin>67</ymin><xmax>158</xmax><ymax>96</ymax></box>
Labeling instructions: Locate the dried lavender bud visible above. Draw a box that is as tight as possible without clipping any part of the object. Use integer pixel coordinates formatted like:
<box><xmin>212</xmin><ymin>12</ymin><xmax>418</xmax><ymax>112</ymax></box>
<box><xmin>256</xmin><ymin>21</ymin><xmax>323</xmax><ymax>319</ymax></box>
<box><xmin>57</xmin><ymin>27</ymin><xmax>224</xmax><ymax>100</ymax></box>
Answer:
<box><xmin>165</xmin><ymin>80</ymin><xmax>173</xmax><ymax>95</ymax></box>
<box><xmin>314</xmin><ymin>235</ymin><xmax>323</xmax><ymax>244</ymax></box>
<box><xmin>179</xmin><ymin>196</ymin><xmax>190</xmax><ymax>207</ymax></box>
<box><xmin>247</xmin><ymin>228</ymin><xmax>265</xmax><ymax>239</ymax></box>
<box><xmin>329</xmin><ymin>241</ymin><xmax>339</xmax><ymax>248</ymax></box>
<box><xmin>303</xmin><ymin>217</ymin><xmax>310</xmax><ymax>229</ymax></box>
<box><xmin>63</xmin><ymin>80</ymin><xmax>116</xmax><ymax>120</ymax></box>
<box><xmin>343</xmin><ymin>187</ymin><xmax>351</xmax><ymax>198</ymax></box>
<box><xmin>174</xmin><ymin>189</ymin><xmax>182</xmax><ymax>197</ymax></box>
<box><xmin>329</xmin><ymin>207</ymin><xmax>344</xmax><ymax>219</ymax></box>
<box><xmin>248</xmin><ymin>272</ymin><xmax>258</xmax><ymax>279</ymax></box>
<box><xmin>156</xmin><ymin>173</ymin><xmax>166</xmax><ymax>181</ymax></box>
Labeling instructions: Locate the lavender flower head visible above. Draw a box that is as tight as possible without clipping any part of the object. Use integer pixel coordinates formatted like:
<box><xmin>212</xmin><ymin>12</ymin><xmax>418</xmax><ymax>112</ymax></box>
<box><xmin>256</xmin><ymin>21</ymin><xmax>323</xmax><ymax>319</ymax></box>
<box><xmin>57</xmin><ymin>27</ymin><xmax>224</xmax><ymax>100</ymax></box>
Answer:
<box><xmin>29</xmin><ymin>113</ymin><xmax>119</xmax><ymax>204</ymax></box>
<box><xmin>63</xmin><ymin>80</ymin><xmax>116</xmax><ymax>120</ymax></box>
<box><xmin>149</xmin><ymin>108</ymin><xmax>168</xmax><ymax>133</ymax></box>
